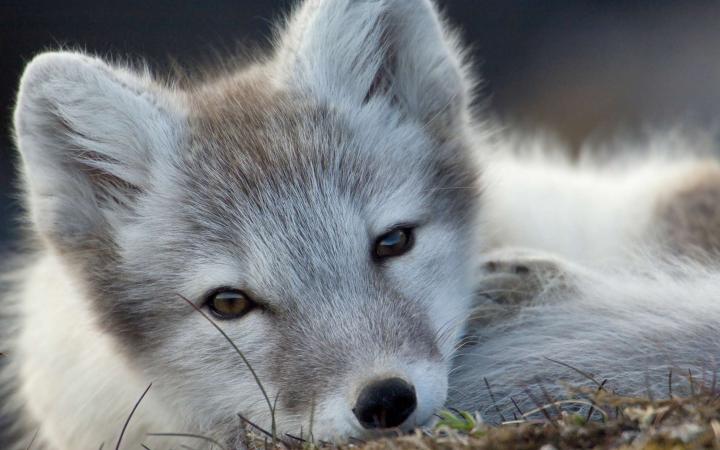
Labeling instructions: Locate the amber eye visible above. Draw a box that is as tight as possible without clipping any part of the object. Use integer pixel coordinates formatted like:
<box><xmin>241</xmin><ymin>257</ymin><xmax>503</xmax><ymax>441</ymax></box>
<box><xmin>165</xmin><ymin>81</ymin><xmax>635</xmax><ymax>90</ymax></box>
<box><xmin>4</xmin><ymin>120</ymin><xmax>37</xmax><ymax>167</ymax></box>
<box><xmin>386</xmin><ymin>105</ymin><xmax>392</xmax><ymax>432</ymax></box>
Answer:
<box><xmin>374</xmin><ymin>227</ymin><xmax>415</xmax><ymax>260</ymax></box>
<box><xmin>206</xmin><ymin>290</ymin><xmax>256</xmax><ymax>320</ymax></box>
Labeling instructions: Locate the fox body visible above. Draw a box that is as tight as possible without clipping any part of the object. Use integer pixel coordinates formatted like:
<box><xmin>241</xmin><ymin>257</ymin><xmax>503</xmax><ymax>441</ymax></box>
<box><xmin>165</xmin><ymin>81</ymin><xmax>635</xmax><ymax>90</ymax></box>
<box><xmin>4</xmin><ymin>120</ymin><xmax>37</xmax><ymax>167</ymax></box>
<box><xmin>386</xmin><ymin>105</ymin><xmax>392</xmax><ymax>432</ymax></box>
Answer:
<box><xmin>453</xmin><ymin>150</ymin><xmax>720</xmax><ymax>418</ymax></box>
<box><xmin>2</xmin><ymin>0</ymin><xmax>720</xmax><ymax>448</ymax></box>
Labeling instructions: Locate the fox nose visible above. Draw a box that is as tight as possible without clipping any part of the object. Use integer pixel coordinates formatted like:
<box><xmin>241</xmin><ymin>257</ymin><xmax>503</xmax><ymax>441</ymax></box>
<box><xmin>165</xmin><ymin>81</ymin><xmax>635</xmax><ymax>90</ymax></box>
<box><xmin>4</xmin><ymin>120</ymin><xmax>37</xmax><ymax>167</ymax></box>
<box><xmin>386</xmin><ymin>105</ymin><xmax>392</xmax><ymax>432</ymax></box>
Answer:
<box><xmin>353</xmin><ymin>377</ymin><xmax>417</xmax><ymax>429</ymax></box>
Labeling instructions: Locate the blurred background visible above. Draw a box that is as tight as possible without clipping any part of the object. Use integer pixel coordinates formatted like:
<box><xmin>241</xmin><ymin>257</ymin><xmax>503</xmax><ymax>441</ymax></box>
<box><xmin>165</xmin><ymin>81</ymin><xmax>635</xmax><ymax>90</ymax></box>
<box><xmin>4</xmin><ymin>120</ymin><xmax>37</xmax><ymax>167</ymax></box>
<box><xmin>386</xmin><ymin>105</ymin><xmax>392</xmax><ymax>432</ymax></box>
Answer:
<box><xmin>2</xmin><ymin>0</ymin><xmax>720</xmax><ymax>250</ymax></box>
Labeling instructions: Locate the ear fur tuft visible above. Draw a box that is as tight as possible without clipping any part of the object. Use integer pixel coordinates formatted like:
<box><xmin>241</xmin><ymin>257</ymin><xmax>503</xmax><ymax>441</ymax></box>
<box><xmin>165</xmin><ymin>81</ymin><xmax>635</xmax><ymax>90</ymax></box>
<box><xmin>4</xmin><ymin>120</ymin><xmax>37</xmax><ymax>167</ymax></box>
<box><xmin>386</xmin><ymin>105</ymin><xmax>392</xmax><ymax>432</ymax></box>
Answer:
<box><xmin>275</xmin><ymin>0</ymin><xmax>475</xmax><ymax>133</ymax></box>
<box><xmin>13</xmin><ymin>52</ymin><xmax>183</xmax><ymax>250</ymax></box>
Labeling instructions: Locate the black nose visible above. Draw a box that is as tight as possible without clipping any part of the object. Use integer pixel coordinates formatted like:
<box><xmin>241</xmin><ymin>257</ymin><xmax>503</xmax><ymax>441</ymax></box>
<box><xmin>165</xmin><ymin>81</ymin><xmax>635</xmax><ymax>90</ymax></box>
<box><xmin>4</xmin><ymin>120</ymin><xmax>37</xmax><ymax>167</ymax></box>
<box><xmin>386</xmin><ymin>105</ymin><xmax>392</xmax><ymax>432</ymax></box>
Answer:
<box><xmin>353</xmin><ymin>377</ymin><xmax>417</xmax><ymax>429</ymax></box>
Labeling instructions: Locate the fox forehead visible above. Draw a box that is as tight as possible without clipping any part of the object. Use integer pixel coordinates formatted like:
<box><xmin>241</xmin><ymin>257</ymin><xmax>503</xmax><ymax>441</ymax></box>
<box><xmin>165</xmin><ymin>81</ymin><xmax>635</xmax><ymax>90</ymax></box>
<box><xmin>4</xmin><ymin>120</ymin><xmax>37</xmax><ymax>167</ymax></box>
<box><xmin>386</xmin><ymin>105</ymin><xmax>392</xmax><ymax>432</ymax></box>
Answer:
<box><xmin>173</xmin><ymin>74</ymin><xmax>445</xmax><ymax>236</ymax></box>
<box><xmin>186</xmin><ymin>73</ymin><xmax>437</xmax><ymax>194</ymax></box>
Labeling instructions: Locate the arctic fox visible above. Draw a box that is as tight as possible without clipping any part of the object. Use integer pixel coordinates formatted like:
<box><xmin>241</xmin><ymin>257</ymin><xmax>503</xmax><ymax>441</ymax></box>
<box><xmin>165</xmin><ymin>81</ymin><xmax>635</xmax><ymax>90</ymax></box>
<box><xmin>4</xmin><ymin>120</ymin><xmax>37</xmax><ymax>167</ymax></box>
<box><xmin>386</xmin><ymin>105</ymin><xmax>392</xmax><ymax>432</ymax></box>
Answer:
<box><xmin>2</xmin><ymin>0</ymin><xmax>720</xmax><ymax>448</ymax></box>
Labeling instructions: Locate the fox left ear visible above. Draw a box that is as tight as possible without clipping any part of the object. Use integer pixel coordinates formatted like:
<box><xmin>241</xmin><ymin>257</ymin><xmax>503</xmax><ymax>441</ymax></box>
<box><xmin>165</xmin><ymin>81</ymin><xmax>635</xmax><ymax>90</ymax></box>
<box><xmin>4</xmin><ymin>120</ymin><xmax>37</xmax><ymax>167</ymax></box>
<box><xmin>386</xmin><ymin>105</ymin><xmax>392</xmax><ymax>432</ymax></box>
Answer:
<box><xmin>13</xmin><ymin>52</ymin><xmax>183</xmax><ymax>253</ymax></box>
<box><xmin>276</xmin><ymin>0</ymin><xmax>474</xmax><ymax>137</ymax></box>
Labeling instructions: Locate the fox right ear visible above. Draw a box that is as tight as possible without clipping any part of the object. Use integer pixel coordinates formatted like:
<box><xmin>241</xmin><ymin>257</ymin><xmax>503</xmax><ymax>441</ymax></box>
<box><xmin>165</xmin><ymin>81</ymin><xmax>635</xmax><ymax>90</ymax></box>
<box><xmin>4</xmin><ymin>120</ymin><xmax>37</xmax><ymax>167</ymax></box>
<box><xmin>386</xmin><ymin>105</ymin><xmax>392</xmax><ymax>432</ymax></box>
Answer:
<box><xmin>276</xmin><ymin>0</ymin><xmax>474</xmax><ymax>137</ymax></box>
<box><xmin>13</xmin><ymin>52</ymin><xmax>183</xmax><ymax>252</ymax></box>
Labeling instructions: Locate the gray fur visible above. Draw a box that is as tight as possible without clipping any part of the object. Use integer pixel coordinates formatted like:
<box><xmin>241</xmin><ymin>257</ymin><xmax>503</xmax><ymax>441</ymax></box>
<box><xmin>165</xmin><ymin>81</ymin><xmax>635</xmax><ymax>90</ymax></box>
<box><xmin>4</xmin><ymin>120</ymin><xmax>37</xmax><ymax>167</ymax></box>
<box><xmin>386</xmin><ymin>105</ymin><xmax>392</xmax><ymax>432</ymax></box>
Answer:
<box><xmin>451</xmin><ymin>253</ymin><xmax>720</xmax><ymax>422</ymax></box>
<box><xmin>4</xmin><ymin>0</ymin><xmax>480</xmax><ymax>447</ymax></box>
<box><xmin>4</xmin><ymin>0</ymin><xmax>720</xmax><ymax>447</ymax></box>
<box><xmin>0</xmin><ymin>253</ymin><xmax>42</xmax><ymax>450</ymax></box>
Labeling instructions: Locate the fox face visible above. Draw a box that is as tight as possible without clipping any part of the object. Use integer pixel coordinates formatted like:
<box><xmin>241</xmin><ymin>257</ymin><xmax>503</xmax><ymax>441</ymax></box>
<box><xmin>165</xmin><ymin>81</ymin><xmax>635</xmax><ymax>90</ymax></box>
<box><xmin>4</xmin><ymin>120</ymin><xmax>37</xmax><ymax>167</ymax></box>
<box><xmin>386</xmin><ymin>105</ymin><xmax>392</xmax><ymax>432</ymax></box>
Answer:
<box><xmin>13</xmin><ymin>0</ymin><xmax>480</xmax><ymax>442</ymax></box>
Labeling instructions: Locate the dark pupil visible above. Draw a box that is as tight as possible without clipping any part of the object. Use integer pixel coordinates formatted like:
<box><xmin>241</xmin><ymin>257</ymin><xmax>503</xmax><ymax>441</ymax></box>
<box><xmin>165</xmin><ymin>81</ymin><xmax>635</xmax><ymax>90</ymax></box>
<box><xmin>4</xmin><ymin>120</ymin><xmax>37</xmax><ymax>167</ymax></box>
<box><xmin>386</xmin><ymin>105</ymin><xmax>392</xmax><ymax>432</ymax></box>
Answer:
<box><xmin>382</xmin><ymin>231</ymin><xmax>406</xmax><ymax>249</ymax></box>
<box><xmin>212</xmin><ymin>291</ymin><xmax>248</xmax><ymax>316</ymax></box>
<box><xmin>373</xmin><ymin>228</ymin><xmax>413</xmax><ymax>259</ymax></box>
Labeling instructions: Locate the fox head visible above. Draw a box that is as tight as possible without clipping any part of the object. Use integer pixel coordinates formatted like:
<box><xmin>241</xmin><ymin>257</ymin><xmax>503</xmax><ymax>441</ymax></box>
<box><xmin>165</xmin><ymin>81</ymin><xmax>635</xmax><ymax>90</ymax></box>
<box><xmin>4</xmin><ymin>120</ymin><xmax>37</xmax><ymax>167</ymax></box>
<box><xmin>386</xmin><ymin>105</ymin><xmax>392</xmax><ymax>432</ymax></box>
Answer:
<box><xmin>14</xmin><ymin>0</ymin><xmax>480</xmax><ymax>442</ymax></box>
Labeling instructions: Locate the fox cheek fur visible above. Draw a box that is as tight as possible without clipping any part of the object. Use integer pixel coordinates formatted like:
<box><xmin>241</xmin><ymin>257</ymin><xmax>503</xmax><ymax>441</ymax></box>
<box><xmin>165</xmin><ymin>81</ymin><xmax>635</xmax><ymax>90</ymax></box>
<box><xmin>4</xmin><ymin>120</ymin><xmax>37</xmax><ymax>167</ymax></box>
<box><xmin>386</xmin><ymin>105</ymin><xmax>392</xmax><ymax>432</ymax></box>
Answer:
<box><xmin>8</xmin><ymin>0</ymin><xmax>481</xmax><ymax>446</ymax></box>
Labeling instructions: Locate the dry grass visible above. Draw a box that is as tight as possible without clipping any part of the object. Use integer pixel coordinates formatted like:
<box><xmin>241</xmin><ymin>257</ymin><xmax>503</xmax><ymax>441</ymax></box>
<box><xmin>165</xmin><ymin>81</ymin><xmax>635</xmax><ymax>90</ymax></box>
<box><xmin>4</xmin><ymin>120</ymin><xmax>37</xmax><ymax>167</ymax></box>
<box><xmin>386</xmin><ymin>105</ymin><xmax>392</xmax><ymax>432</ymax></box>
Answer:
<box><xmin>238</xmin><ymin>390</ymin><xmax>720</xmax><ymax>450</ymax></box>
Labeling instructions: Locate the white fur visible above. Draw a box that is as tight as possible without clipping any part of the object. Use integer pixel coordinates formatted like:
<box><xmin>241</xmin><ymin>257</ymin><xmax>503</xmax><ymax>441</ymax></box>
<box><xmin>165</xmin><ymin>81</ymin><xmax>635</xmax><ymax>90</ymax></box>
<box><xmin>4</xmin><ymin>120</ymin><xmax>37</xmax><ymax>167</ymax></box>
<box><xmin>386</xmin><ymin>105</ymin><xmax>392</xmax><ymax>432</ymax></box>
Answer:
<box><xmin>449</xmin><ymin>134</ymin><xmax>720</xmax><ymax>417</ymax></box>
<box><xmin>6</xmin><ymin>0</ymin><xmax>720</xmax><ymax>448</ymax></box>
<box><xmin>14</xmin><ymin>52</ymin><xmax>185</xmax><ymax>250</ymax></box>
<box><xmin>480</xmin><ymin>149</ymin><xmax>718</xmax><ymax>264</ymax></box>
<box><xmin>7</xmin><ymin>0</ymin><xmax>477</xmax><ymax>447</ymax></box>
<box><xmin>275</xmin><ymin>0</ymin><xmax>470</xmax><ymax>125</ymax></box>
<box><xmin>16</xmin><ymin>253</ymin><xmax>187</xmax><ymax>449</ymax></box>
<box><xmin>450</xmin><ymin>253</ymin><xmax>720</xmax><ymax>418</ymax></box>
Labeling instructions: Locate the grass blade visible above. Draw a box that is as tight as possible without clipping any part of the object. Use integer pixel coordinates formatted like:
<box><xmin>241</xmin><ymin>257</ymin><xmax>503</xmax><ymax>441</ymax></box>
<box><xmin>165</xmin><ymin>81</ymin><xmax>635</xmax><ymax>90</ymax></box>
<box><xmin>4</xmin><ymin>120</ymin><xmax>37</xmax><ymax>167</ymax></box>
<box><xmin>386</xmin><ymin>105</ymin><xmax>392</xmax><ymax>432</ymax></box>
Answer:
<box><xmin>115</xmin><ymin>383</ymin><xmax>152</xmax><ymax>450</ymax></box>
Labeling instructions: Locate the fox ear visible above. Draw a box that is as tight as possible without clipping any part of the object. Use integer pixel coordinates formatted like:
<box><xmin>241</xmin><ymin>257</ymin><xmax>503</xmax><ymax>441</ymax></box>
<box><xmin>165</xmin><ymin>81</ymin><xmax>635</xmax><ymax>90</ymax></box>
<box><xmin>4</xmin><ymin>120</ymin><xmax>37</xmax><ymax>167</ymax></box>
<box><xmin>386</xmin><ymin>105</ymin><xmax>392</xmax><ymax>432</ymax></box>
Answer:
<box><xmin>13</xmin><ymin>52</ymin><xmax>182</xmax><ymax>251</ymax></box>
<box><xmin>276</xmin><ymin>0</ymin><xmax>473</xmax><ymax>135</ymax></box>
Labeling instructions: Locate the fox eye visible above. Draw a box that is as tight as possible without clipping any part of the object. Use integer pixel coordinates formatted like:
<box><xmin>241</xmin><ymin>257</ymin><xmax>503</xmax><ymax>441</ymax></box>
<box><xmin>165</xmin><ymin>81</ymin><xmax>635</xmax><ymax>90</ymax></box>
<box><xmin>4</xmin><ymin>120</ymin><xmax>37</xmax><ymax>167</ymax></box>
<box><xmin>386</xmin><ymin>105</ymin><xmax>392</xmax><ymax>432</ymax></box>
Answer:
<box><xmin>206</xmin><ymin>290</ymin><xmax>256</xmax><ymax>320</ymax></box>
<box><xmin>374</xmin><ymin>227</ymin><xmax>415</xmax><ymax>260</ymax></box>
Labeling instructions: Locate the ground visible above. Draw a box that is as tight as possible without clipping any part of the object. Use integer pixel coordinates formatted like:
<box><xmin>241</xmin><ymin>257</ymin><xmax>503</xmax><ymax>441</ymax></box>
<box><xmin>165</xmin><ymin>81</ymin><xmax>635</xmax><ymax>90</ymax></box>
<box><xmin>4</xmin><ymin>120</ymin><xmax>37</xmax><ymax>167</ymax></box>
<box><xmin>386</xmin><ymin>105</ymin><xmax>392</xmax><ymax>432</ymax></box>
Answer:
<box><xmin>238</xmin><ymin>389</ymin><xmax>720</xmax><ymax>450</ymax></box>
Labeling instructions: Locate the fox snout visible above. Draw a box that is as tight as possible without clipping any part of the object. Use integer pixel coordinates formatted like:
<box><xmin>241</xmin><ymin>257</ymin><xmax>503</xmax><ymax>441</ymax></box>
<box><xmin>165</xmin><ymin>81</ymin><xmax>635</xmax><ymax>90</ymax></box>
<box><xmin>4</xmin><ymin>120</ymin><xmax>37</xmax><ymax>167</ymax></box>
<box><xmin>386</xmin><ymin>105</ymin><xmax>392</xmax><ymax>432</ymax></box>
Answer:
<box><xmin>327</xmin><ymin>360</ymin><xmax>447</xmax><ymax>437</ymax></box>
<box><xmin>353</xmin><ymin>377</ymin><xmax>417</xmax><ymax>429</ymax></box>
